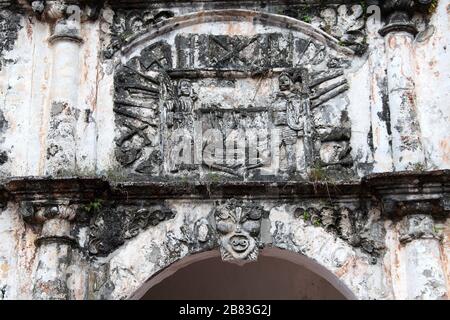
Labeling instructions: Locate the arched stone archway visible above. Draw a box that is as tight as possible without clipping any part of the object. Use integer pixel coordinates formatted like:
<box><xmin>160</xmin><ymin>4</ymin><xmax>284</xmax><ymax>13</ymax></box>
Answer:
<box><xmin>89</xmin><ymin>200</ymin><xmax>390</xmax><ymax>300</ymax></box>
<box><xmin>130</xmin><ymin>249</ymin><xmax>356</xmax><ymax>300</ymax></box>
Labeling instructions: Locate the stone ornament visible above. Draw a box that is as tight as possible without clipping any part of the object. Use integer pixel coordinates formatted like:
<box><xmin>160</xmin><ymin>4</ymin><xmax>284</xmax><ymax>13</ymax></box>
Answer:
<box><xmin>22</xmin><ymin>0</ymin><xmax>100</xmax><ymax>22</ymax></box>
<box><xmin>213</xmin><ymin>199</ymin><xmax>267</xmax><ymax>262</ymax></box>
<box><xmin>88</xmin><ymin>204</ymin><xmax>175</xmax><ymax>256</ymax></box>
<box><xmin>102</xmin><ymin>8</ymin><xmax>175</xmax><ymax>59</ymax></box>
<box><xmin>295</xmin><ymin>206</ymin><xmax>386</xmax><ymax>258</ymax></box>
<box><xmin>20</xmin><ymin>201</ymin><xmax>77</xmax><ymax>223</ymax></box>
<box><xmin>0</xmin><ymin>10</ymin><xmax>22</xmax><ymax>71</ymax></box>
<box><xmin>113</xmin><ymin>29</ymin><xmax>353</xmax><ymax>179</ymax></box>
<box><xmin>399</xmin><ymin>214</ymin><xmax>442</xmax><ymax>244</ymax></box>
<box><xmin>379</xmin><ymin>0</ymin><xmax>434</xmax><ymax>36</ymax></box>
<box><xmin>318</xmin><ymin>5</ymin><xmax>367</xmax><ymax>55</ymax></box>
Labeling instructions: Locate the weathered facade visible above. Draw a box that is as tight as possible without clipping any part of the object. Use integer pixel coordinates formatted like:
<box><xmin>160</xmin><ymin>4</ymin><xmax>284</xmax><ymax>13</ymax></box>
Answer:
<box><xmin>0</xmin><ymin>0</ymin><xmax>449</xmax><ymax>300</ymax></box>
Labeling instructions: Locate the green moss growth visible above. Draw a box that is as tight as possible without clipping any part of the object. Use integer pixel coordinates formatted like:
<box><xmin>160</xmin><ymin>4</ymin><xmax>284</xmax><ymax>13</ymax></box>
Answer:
<box><xmin>103</xmin><ymin>165</ymin><xmax>127</xmax><ymax>184</ymax></box>
<box><xmin>429</xmin><ymin>0</ymin><xmax>439</xmax><ymax>14</ymax></box>
<box><xmin>84</xmin><ymin>199</ymin><xmax>103</xmax><ymax>214</ymax></box>
<box><xmin>308</xmin><ymin>163</ymin><xmax>327</xmax><ymax>183</ymax></box>
<box><xmin>206</xmin><ymin>172</ymin><xmax>221</xmax><ymax>184</ymax></box>
<box><xmin>409</xmin><ymin>162</ymin><xmax>426</xmax><ymax>172</ymax></box>
<box><xmin>301</xmin><ymin>15</ymin><xmax>312</xmax><ymax>23</ymax></box>
<box><xmin>302</xmin><ymin>210</ymin><xmax>310</xmax><ymax>221</ymax></box>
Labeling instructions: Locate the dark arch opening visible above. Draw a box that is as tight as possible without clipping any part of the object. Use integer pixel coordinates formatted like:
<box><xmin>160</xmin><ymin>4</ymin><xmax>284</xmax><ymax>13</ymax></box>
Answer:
<box><xmin>132</xmin><ymin>249</ymin><xmax>356</xmax><ymax>300</ymax></box>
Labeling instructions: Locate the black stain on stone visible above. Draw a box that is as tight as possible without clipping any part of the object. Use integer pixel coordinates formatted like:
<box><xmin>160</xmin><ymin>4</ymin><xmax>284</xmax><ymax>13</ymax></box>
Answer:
<box><xmin>0</xmin><ymin>150</ymin><xmax>8</xmax><ymax>165</ymax></box>
<box><xmin>0</xmin><ymin>108</ymin><xmax>7</xmax><ymax>134</ymax></box>
<box><xmin>378</xmin><ymin>78</ymin><xmax>392</xmax><ymax>135</ymax></box>
<box><xmin>0</xmin><ymin>285</ymin><xmax>6</xmax><ymax>299</ymax></box>
<box><xmin>0</xmin><ymin>9</ymin><xmax>22</xmax><ymax>71</ymax></box>
<box><xmin>0</xmin><ymin>109</ymin><xmax>8</xmax><ymax>166</ymax></box>
<box><xmin>367</xmin><ymin>125</ymin><xmax>374</xmax><ymax>153</ymax></box>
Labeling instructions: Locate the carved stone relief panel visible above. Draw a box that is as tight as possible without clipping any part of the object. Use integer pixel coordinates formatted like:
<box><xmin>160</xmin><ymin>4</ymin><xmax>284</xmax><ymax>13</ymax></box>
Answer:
<box><xmin>113</xmin><ymin>41</ymin><xmax>171</xmax><ymax>175</ymax></box>
<box><xmin>175</xmin><ymin>33</ymin><xmax>294</xmax><ymax>71</ymax></box>
<box><xmin>113</xmin><ymin>18</ymin><xmax>357</xmax><ymax>181</ymax></box>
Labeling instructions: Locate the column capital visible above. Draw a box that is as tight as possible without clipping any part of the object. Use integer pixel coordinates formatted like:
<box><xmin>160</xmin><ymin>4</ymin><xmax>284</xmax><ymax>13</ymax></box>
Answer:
<box><xmin>20</xmin><ymin>201</ymin><xmax>78</xmax><ymax>224</ymax></box>
<box><xmin>20</xmin><ymin>0</ymin><xmax>101</xmax><ymax>22</ymax></box>
<box><xmin>379</xmin><ymin>0</ymin><xmax>434</xmax><ymax>36</ymax></box>
<box><xmin>399</xmin><ymin>214</ymin><xmax>442</xmax><ymax>244</ymax></box>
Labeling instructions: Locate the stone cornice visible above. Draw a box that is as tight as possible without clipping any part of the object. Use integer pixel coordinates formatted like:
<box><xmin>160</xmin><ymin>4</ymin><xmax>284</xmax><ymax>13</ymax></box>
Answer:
<box><xmin>364</xmin><ymin>170</ymin><xmax>450</xmax><ymax>218</ymax></box>
<box><xmin>1</xmin><ymin>170</ymin><xmax>449</xmax><ymax>220</ymax></box>
<box><xmin>11</xmin><ymin>1</ymin><xmax>435</xmax><ymax>15</ymax></box>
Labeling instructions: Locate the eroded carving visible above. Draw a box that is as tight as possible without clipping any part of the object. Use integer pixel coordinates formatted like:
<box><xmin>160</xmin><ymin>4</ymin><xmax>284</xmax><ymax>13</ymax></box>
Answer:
<box><xmin>0</xmin><ymin>10</ymin><xmax>22</xmax><ymax>71</ymax></box>
<box><xmin>20</xmin><ymin>201</ymin><xmax>77</xmax><ymax>223</ymax></box>
<box><xmin>88</xmin><ymin>203</ymin><xmax>175</xmax><ymax>256</ymax></box>
<box><xmin>45</xmin><ymin>101</ymin><xmax>77</xmax><ymax>174</ymax></box>
<box><xmin>102</xmin><ymin>8</ymin><xmax>174</xmax><ymax>59</ymax></box>
<box><xmin>114</xmin><ymin>28</ymin><xmax>354</xmax><ymax>180</ymax></box>
<box><xmin>399</xmin><ymin>214</ymin><xmax>442</xmax><ymax>244</ymax></box>
<box><xmin>379</xmin><ymin>0</ymin><xmax>434</xmax><ymax>36</ymax></box>
<box><xmin>318</xmin><ymin>5</ymin><xmax>367</xmax><ymax>55</ymax></box>
<box><xmin>295</xmin><ymin>206</ymin><xmax>386</xmax><ymax>258</ymax></box>
<box><xmin>113</xmin><ymin>41</ymin><xmax>171</xmax><ymax>173</ymax></box>
<box><xmin>213</xmin><ymin>199</ymin><xmax>267</xmax><ymax>262</ymax></box>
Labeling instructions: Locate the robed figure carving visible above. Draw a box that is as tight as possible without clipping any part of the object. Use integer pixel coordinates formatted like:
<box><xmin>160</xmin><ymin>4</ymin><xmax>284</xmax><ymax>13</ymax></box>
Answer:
<box><xmin>165</xmin><ymin>79</ymin><xmax>198</xmax><ymax>173</ymax></box>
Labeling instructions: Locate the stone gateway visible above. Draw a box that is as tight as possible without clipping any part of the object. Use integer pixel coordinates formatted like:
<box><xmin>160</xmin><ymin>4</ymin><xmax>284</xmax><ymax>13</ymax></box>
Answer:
<box><xmin>0</xmin><ymin>0</ymin><xmax>448</xmax><ymax>300</ymax></box>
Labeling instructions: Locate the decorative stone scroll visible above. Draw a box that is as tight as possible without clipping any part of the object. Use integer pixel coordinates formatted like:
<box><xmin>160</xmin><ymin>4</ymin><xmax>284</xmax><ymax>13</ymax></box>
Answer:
<box><xmin>294</xmin><ymin>205</ymin><xmax>386</xmax><ymax>257</ymax></box>
<box><xmin>88</xmin><ymin>203</ymin><xmax>175</xmax><ymax>256</ymax></box>
<box><xmin>316</xmin><ymin>5</ymin><xmax>367</xmax><ymax>55</ymax></box>
<box><xmin>102</xmin><ymin>8</ymin><xmax>175</xmax><ymax>59</ymax></box>
<box><xmin>113</xmin><ymin>13</ymin><xmax>356</xmax><ymax>181</ymax></box>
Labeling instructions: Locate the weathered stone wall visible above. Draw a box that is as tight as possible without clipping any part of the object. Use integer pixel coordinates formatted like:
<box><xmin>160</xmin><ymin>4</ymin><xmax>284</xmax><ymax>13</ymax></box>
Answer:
<box><xmin>0</xmin><ymin>0</ymin><xmax>448</xmax><ymax>300</ymax></box>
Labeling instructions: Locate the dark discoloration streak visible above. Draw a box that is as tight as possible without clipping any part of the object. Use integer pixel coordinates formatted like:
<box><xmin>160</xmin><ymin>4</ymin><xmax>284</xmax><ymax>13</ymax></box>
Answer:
<box><xmin>378</xmin><ymin>77</ymin><xmax>392</xmax><ymax>148</ymax></box>
<box><xmin>0</xmin><ymin>10</ymin><xmax>22</xmax><ymax>71</ymax></box>
<box><xmin>0</xmin><ymin>109</ymin><xmax>8</xmax><ymax>166</ymax></box>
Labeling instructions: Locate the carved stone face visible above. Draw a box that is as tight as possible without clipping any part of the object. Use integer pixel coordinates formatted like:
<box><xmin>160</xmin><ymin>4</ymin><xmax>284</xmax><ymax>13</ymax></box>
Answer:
<box><xmin>178</xmin><ymin>80</ymin><xmax>192</xmax><ymax>97</ymax></box>
<box><xmin>214</xmin><ymin>199</ymin><xmax>263</xmax><ymax>262</ymax></box>
<box><xmin>278</xmin><ymin>73</ymin><xmax>292</xmax><ymax>91</ymax></box>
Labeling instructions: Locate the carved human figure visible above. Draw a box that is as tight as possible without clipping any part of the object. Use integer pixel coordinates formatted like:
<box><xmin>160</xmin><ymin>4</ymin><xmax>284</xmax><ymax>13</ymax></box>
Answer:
<box><xmin>166</xmin><ymin>79</ymin><xmax>198</xmax><ymax>172</ymax></box>
<box><xmin>165</xmin><ymin>79</ymin><xmax>197</xmax><ymax>128</ymax></box>
<box><xmin>177</xmin><ymin>79</ymin><xmax>197</xmax><ymax>113</ymax></box>
<box><xmin>271</xmin><ymin>72</ymin><xmax>312</xmax><ymax>172</ymax></box>
<box><xmin>214</xmin><ymin>199</ymin><xmax>264</xmax><ymax>262</ymax></box>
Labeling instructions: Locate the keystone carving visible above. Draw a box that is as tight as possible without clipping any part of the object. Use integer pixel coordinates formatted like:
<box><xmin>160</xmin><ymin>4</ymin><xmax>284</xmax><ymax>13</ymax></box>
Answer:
<box><xmin>213</xmin><ymin>199</ymin><xmax>267</xmax><ymax>262</ymax></box>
